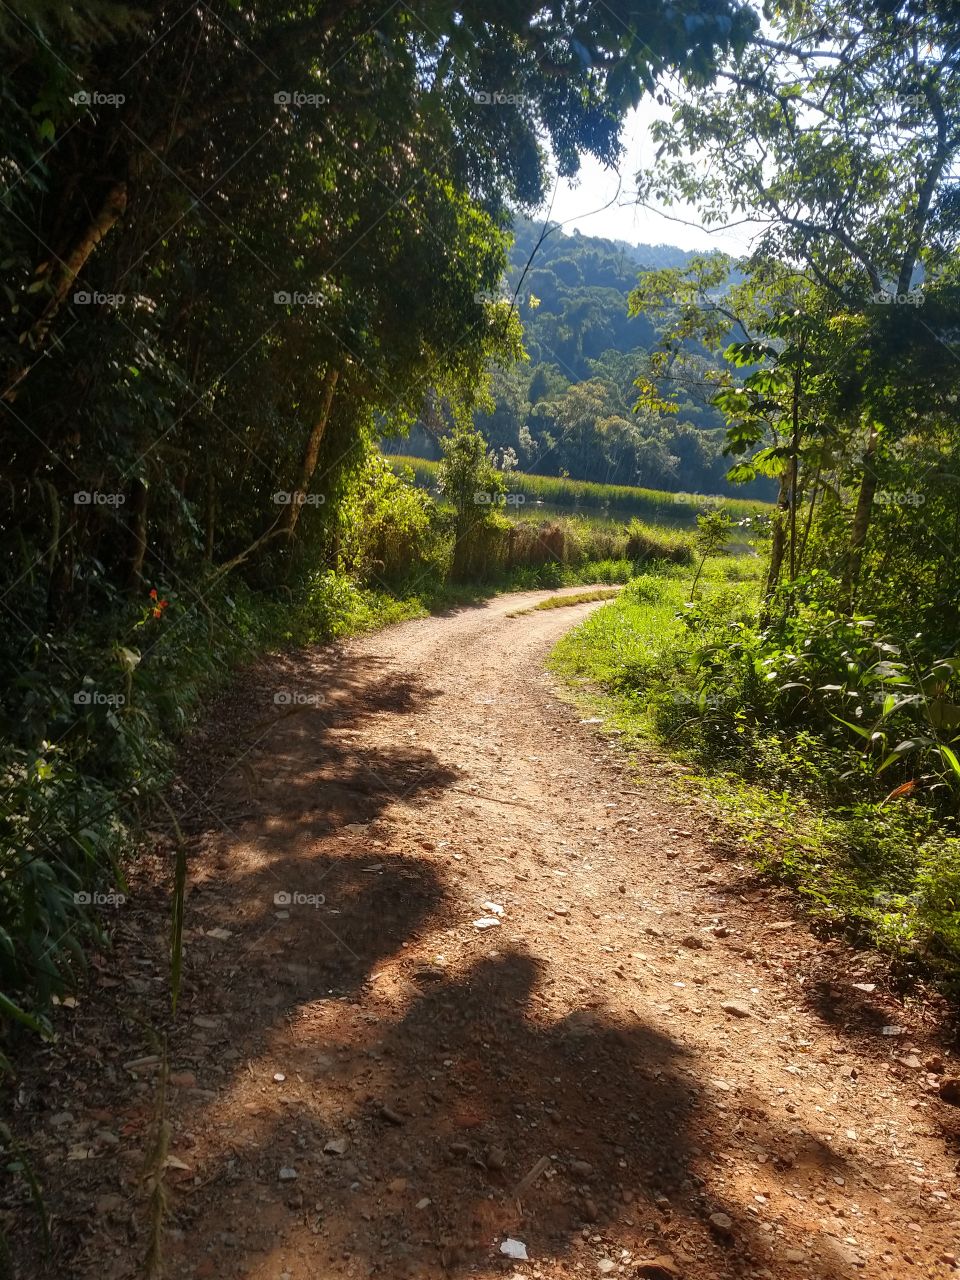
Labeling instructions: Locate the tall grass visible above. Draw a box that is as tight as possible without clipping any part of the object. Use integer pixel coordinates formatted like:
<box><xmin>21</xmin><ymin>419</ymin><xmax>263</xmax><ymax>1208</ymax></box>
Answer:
<box><xmin>457</xmin><ymin>514</ymin><xmax>693</xmax><ymax>580</ymax></box>
<box><xmin>386</xmin><ymin>453</ymin><xmax>773</xmax><ymax>521</ymax></box>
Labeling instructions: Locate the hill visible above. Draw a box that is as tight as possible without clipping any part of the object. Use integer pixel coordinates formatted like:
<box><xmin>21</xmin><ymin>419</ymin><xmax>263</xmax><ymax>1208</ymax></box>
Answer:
<box><xmin>390</xmin><ymin>218</ymin><xmax>770</xmax><ymax>499</ymax></box>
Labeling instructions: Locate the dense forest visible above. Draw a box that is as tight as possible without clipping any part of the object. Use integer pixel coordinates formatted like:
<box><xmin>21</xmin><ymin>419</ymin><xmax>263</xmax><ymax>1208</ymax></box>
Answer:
<box><xmin>389</xmin><ymin>222</ymin><xmax>767</xmax><ymax>495</ymax></box>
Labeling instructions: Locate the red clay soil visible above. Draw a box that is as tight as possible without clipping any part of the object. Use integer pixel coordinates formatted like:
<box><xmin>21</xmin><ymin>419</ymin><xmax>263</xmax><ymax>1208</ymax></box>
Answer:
<box><xmin>3</xmin><ymin>587</ymin><xmax>960</xmax><ymax>1280</ymax></box>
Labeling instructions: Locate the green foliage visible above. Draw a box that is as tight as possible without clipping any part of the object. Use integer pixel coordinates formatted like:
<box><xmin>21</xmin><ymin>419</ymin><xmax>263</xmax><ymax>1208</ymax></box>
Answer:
<box><xmin>387</xmin><ymin>218</ymin><xmax>774</xmax><ymax>496</ymax></box>
<box><xmin>553</xmin><ymin>567</ymin><xmax>960</xmax><ymax>985</ymax></box>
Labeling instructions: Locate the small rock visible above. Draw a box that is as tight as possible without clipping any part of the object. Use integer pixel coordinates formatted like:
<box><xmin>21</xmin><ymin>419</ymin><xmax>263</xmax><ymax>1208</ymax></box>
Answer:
<box><xmin>278</xmin><ymin>1167</ymin><xmax>298</xmax><ymax>1181</ymax></box>
<box><xmin>500</xmin><ymin>1238</ymin><xmax>528</xmax><ymax>1261</ymax></box>
<box><xmin>583</xmin><ymin>1196</ymin><xmax>599</xmax><ymax>1221</ymax></box>
<box><xmin>570</xmin><ymin>1159</ymin><xmax>593</xmax><ymax>1177</ymax></box>
<box><xmin>635</xmin><ymin>1259</ymin><xmax>680</xmax><ymax>1280</ymax></box>
<box><xmin>472</xmin><ymin>917</ymin><xmax>501</xmax><ymax>929</ymax></box>
<box><xmin>387</xmin><ymin>1177</ymin><xmax>407</xmax><ymax>1192</ymax></box>
<box><xmin>720</xmin><ymin>1000</ymin><xmax>751</xmax><ymax>1019</ymax></box>
<box><xmin>169</xmin><ymin>1071</ymin><xmax>197</xmax><ymax>1089</ymax></box>
<box><xmin>486</xmin><ymin>1146</ymin><xmax>506</xmax><ymax>1171</ymax></box>
<box><xmin>925</xmin><ymin>1054</ymin><xmax>945</xmax><ymax>1074</ymax></box>
<box><xmin>680</xmin><ymin>935</ymin><xmax>705</xmax><ymax>949</ymax></box>
<box><xmin>95</xmin><ymin>1193</ymin><xmax>125</xmax><ymax>1215</ymax></box>
<box><xmin>597</xmin><ymin>1260</ymin><xmax>616</xmax><ymax>1275</ymax></box>
<box><xmin>416</xmin><ymin>1197</ymin><xmax>431</xmax><ymax>1209</ymax></box>
<box><xmin>413</xmin><ymin>966</ymin><xmax>445</xmax><ymax>982</ymax></box>
<box><xmin>379</xmin><ymin>1104</ymin><xmax>404</xmax><ymax>1125</ymax></box>
<box><xmin>881</xmin><ymin>1025</ymin><xmax>903</xmax><ymax>1037</ymax></box>
<box><xmin>273</xmin><ymin>1072</ymin><xmax>286</xmax><ymax>1083</ymax></box>
<box><xmin>709</xmin><ymin>1211</ymin><xmax>733</xmax><ymax>1236</ymax></box>
<box><xmin>324</xmin><ymin>1137</ymin><xmax>348</xmax><ymax>1155</ymax></box>
<box><xmin>939</xmin><ymin>1077</ymin><xmax>960</xmax><ymax>1105</ymax></box>
<box><xmin>784</xmin><ymin>1249</ymin><xmax>805</xmax><ymax>1263</ymax></box>
<box><xmin>851</xmin><ymin>982</ymin><xmax>876</xmax><ymax>993</ymax></box>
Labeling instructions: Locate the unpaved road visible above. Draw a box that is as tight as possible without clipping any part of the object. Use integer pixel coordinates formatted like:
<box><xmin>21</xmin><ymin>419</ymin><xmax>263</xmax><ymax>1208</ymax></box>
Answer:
<box><xmin>5</xmin><ymin>588</ymin><xmax>960</xmax><ymax>1279</ymax></box>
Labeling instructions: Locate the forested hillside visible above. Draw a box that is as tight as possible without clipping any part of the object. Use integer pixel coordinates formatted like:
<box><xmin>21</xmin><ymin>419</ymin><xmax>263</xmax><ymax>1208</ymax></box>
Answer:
<box><xmin>390</xmin><ymin>220</ymin><xmax>770</xmax><ymax>496</ymax></box>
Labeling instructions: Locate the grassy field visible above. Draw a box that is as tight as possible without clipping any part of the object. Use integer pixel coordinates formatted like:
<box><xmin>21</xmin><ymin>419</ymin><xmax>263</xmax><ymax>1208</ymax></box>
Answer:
<box><xmin>385</xmin><ymin>453</ymin><xmax>774</xmax><ymax>523</ymax></box>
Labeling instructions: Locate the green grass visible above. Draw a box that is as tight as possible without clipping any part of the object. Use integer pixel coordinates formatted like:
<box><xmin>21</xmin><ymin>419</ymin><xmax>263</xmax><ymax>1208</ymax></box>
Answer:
<box><xmin>550</xmin><ymin>559</ymin><xmax>960</xmax><ymax>989</ymax></box>
<box><xmin>385</xmin><ymin>452</ymin><xmax>774</xmax><ymax>522</ymax></box>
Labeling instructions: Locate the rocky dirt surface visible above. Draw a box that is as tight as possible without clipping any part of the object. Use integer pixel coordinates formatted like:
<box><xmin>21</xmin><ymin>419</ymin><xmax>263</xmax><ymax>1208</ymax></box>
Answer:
<box><xmin>4</xmin><ymin>586</ymin><xmax>960</xmax><ymax>1280</ymax></box>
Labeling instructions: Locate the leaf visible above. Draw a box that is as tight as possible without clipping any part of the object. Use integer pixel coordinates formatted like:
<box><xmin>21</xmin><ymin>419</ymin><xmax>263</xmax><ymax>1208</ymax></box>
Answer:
<box><xmin>0</xmin><ymin>991</ymin><xmax>48</xmax><ymax>1036</ymax></box>
<box><xmin>881</xmin><ymin>780</ymin><xmax>917</xmax><ymax>804</ymax></box>
<box><xmin>938</xmin><ymin>744</ymin><xmax>960</xmax><ymax>780</ymax></box>
<box><xmin>117</xmin><ymin>646</ymin><xmax>141</xmax><ymax>672</ymax></box>
<box><xmin>832</xmin><ymin>714</ymin><xmax>873</xmax><ymax>741</ymax></box>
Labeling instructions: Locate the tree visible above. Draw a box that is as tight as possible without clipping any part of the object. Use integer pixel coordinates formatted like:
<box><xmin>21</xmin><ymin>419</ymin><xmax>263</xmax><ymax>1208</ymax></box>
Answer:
<box><xmin>637</xmin><ymin>0</ymin><xmax>960</xmax><ymax>603</ymax></box>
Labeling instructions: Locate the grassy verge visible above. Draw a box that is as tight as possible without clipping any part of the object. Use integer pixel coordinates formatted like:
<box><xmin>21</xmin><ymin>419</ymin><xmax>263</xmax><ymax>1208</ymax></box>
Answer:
<box><xmin>550</xmin><ymin>560</ymin><xmax>960</xmax><ymax>989</ymax></box>
<box><xmin>386</xmin><ymin>452</ymin><xmax>773</xmax><ymax>521</ymax></box>
<box><xmin>507</xmin><ymin>587</ymin><xmax>621</xmax><ymax>617</ymax></box>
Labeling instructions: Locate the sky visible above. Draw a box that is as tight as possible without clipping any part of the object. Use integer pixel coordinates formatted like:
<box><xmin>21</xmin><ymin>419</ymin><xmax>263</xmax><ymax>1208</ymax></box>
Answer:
<box><xmin>538</xmin><ymin>100</ymin><xmax>760</xmax><ymax>256</ymax></box>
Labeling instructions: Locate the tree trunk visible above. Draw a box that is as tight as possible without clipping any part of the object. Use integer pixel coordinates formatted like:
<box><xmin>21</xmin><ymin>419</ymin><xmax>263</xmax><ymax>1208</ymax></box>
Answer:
<box><xmin>787</xmin><ymin>352</ymin><xmax>803</xmax><ymax>583</ymax></box>
<box><xmin>842</xmin><ymin>429</ymin><xmax>879</xmax><ymax>611</ymax></box>
<box><xmin>764</xmin><ymin>471</ymin><xmax>790</xmax><ymax>602</ymax></box>
<box><xmin>125</xmin><ymin>476</ymin><xmax>149</xmax><ymax>592</ymax></box>
<box><xmin>282</xmin><ymin>367</ymin><xmax>340</xmax><ymax>536</ymax></box>
<box><xmin>204</xmin><ymin>471</ymin><xmax>216</xmax><ymax>562</ymax></box>
<box><xmin>796</xmin><ymin>466</ymin><xmax>821</xmax><ymax>576</ymax></box>
<box><xmin>2</xmin><ymin>180</ymin><xmax>129</xmax><ymax>403</ymax></box>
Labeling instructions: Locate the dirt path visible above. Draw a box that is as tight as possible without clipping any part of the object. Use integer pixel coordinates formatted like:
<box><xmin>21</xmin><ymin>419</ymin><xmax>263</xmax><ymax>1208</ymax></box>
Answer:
<box><xmin>6</xmin><ymin>588</ymin><xmax>960</xmax><ymax>1280</ymax></box>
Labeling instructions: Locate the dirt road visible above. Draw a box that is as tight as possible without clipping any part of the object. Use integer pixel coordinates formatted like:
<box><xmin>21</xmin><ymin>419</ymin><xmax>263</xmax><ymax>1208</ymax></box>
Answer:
<box><xmin>6</xmin><ymin>588</ymin><xmax>960</xmax><ymax>1279</ymax></box>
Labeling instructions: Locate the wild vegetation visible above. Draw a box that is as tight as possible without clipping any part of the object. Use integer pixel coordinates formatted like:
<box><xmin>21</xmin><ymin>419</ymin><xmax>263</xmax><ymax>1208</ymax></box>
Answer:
<box><xmin>386</xmin><ymin>221</ymin><xmax>773</xmax><ymax>496</ymax></box>
<box><xmin>555</xmin><ymin>0</ymin><xmax>960</xmax><ymax>988</ymax></box>
<box><xmin>1</xmin><ymin>0</ymin><xmax>959</xmax><ymax>1051</ymax></box>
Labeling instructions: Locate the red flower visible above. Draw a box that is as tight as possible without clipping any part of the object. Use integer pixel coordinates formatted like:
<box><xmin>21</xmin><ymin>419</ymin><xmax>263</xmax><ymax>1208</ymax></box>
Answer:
<box><xmin>149</xmin><ymin>588</ymin><xmax>158</xmax><ymax>600</ymax></box>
